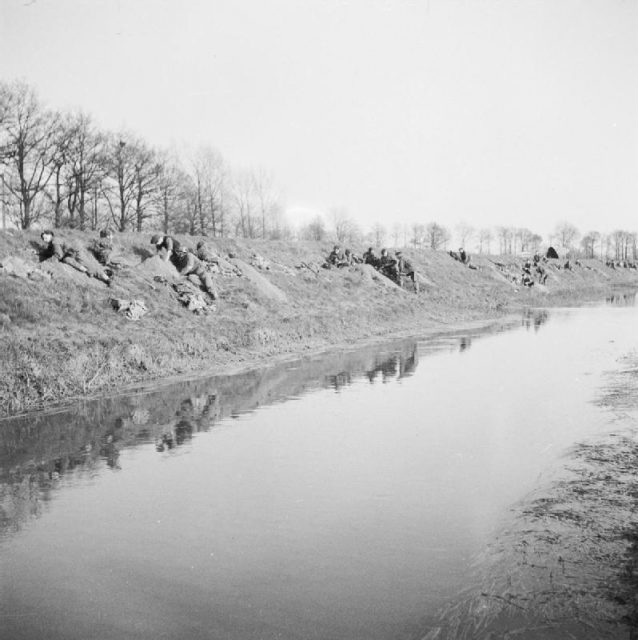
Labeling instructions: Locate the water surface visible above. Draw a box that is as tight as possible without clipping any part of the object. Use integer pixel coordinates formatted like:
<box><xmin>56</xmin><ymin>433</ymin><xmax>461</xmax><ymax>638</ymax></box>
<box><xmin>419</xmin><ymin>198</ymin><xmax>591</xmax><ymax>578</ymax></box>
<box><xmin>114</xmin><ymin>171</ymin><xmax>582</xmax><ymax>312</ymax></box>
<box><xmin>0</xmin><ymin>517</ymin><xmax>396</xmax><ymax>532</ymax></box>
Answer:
<box><xmin>1</xmin><ymin>303</ymin><xmax>636</xmax><ymax>640</ymax></box>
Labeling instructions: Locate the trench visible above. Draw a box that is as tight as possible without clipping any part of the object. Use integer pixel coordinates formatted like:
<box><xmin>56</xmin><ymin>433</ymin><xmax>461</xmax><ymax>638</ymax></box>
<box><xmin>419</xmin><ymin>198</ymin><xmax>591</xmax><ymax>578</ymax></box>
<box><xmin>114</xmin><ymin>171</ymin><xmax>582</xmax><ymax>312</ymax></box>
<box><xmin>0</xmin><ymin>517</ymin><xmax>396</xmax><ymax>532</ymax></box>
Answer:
<box><xmin>1</xmin><ymin>295</ymin><xmax>637</xmax><ymax>640</ymax></box>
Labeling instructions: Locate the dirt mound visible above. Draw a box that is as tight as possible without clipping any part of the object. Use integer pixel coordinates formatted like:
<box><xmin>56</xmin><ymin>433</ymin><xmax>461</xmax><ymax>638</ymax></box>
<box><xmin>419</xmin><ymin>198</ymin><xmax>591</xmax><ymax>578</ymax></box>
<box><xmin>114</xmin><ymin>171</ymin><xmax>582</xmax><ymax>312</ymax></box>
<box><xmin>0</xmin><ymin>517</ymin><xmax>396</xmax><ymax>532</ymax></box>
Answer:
<box><xmin>352</xmin><ymin>264</ymin><xmax>402</xmax><ymax>289</ymax></box>
<box><xmin>0</xmin><ymin>255</ymin><xmax>48</xmax><ymax>279</ymax></box>
<box><xmin>39</xmin><ymin>260</ymin><xmax>107</xmax><ymax>287</ymax></box>
<box><xmin>135</xmin><ymin>255</ymin><xmax>179</xmax><ymax>279</ymax></box>
<box><xmin>230</xmin><ymin>257</ymin><xmax>288</xmax><ymax>302</ymax></box>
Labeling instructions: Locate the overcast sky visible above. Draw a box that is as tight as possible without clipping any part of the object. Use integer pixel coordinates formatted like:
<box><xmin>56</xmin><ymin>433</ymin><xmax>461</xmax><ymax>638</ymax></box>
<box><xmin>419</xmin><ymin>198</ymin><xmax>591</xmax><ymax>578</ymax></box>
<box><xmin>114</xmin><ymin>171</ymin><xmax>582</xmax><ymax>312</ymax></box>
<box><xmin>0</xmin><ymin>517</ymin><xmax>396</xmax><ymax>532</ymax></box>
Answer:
<box><xmin>1</xmin><ymin>0</ymin><xmax>636</xmax><ymax>238</ymax></box>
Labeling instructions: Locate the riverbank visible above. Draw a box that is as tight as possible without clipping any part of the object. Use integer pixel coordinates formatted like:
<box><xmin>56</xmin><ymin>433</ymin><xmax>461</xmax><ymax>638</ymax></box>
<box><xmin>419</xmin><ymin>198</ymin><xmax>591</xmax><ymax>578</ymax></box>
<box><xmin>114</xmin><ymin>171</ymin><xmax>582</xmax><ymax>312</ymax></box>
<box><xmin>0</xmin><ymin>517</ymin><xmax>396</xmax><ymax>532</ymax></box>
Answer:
<box><xmin>2</xmin><ymin>229</ymin><xmax>637</xmax><ymax>417</ymax></box>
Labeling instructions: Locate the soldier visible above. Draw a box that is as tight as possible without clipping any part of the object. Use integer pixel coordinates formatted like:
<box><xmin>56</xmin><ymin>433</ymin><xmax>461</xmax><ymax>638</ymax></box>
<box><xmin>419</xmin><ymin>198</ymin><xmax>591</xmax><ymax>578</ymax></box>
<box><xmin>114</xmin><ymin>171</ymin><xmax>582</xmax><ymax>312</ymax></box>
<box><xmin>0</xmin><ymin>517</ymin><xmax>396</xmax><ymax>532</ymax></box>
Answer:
<box><xmin>150</xmin><ymin>233</ymin><xmax>181</xmax><ymax>262</ymax></box>
<box><xmin>536</xmin><ymin>263</ymin><xmax>548</xmax><ymax>285</ymax></box>
<box><xmin>378</xmin><ymin>248</ymin><xmax>398</xmax><ymax>280</ymax></box>
<box><xmin>458</xmin><ymin>247</ymin><xmax>468</xmax><ymax>264</ymax></box>
<box><xmin>343</xmin><ymin>248</ymin><xmax>360</xmax><ymax>266</ymax></box>
<box><xmin>522</xmin><ymin>258</ymin><xmax>532</xmax><ymax>275</ymax></box>
<box><xmin>396</xmin><ymin>250</ymin><xmax>419</xmax><ymax>293</ymax></box>
<box><xmin>362</xmin><ymin>247</ymin><xmax>379</xmax><ymax>268</ymax></box>
<box><xmin>326</xmin><ymin>245</ymin><xmax>347</xmax><ymax>268</ymax></box>
<box><xmin>172</xmin><ymin>246</ymin><xmax>217</xmax><ymax>299</ymax></box>
<box><xmin>40</xmin><ymin>230</ymin><xmax>111</xmax><ymax>285</ymax></box>
<box><xmin>90</xmin><ymin>229</ymin><xmax>114</xmax><ymax>265</ymax></box>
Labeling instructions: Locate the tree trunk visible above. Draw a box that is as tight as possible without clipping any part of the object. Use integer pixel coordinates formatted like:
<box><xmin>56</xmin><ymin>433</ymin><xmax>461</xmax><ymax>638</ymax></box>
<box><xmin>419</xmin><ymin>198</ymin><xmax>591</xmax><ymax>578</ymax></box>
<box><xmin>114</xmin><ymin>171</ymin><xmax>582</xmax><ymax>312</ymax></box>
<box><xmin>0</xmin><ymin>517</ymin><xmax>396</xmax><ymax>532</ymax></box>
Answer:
<box><xmin>163</xmin><ymin>191</ymin><xmax>169</xmax><ymax>233</ymax></box>
<box><xmin>79</xmin><ymin>190</ymin><xmax>86</xmax><ymax>230</ymax></box>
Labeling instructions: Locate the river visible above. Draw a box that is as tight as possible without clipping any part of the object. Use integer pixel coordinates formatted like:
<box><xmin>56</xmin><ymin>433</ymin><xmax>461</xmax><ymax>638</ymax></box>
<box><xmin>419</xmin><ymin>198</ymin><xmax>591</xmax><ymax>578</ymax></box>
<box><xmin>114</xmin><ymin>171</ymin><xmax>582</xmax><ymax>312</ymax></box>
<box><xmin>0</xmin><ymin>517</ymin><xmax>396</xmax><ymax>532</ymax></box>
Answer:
<box><xmin>1</xmin><ymin>298</ymin><xmax>636</xmax><ymax>640</ymax></box>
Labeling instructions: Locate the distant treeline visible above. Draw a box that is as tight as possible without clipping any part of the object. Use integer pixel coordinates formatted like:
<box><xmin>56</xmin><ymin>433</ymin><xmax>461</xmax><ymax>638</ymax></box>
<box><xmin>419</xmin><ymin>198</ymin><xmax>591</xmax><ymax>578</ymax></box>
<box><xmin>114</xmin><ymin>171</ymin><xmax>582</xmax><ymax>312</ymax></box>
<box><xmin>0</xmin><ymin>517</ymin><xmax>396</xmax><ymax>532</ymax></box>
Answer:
<box><xmin>0</xmin><ymin>79</ymin><xmax>635</xmax><ymax>260</ymax></box>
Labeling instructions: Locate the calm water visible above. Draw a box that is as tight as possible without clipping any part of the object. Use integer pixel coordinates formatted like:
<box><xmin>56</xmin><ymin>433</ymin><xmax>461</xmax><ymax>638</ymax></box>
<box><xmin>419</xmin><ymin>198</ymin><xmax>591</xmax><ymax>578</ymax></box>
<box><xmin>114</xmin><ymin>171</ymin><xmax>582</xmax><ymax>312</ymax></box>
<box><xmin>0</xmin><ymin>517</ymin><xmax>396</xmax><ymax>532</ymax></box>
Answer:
<box><xmin>1</xmin><ymin>300</ymin><xmax>637</xmax><ymax>640</ymax></box>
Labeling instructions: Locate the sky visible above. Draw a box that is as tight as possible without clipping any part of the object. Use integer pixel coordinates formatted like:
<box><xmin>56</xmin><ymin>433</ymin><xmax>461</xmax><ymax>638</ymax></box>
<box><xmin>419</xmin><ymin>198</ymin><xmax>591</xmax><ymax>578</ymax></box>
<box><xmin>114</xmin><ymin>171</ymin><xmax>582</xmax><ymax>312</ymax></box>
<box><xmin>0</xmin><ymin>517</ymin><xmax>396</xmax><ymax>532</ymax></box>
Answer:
<box><xmin>1</xmin><ymin>0</ymin><xmax>637</xmax><ymax>240</ymax></box>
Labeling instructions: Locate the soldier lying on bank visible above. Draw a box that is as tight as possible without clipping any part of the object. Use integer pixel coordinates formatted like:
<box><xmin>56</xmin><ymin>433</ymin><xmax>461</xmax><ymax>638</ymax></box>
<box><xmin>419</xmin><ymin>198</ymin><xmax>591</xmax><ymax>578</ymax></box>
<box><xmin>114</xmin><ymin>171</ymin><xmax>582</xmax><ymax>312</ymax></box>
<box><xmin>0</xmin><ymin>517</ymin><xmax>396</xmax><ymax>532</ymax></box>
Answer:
<box><xmin>40</xmin><ymin>230</ymin><xmax>112</xmax><ymax>286</ymax></box>
<box><xmin>172</xmin><ymin>246</ymin><xmax>218</xmax><ymax>299</ymax></box>
<box><xmin>150</xmin><ymin>233</ymin><xmax>181</xmax><ymax>262</ymax></box>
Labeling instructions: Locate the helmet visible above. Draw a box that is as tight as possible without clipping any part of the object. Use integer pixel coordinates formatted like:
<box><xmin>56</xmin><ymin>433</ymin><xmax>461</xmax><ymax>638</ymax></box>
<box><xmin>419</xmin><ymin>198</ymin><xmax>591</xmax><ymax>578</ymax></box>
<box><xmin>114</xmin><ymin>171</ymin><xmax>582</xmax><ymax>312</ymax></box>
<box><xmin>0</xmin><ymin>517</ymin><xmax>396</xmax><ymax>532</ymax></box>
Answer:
<box><xmin>150</xmin><ymin>234</ymin><xmax>162</xmax><ymax>244</ymax></box>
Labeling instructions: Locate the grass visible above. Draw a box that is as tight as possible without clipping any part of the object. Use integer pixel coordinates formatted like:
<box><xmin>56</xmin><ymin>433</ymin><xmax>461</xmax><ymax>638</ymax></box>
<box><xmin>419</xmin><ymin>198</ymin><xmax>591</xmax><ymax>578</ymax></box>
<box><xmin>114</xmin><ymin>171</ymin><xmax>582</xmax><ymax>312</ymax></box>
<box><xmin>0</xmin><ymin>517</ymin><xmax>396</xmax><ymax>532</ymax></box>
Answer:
<box><xmin>2</xmin><ymin>229</ymin><xmax>638</xmax><ymax>416</ymax></box>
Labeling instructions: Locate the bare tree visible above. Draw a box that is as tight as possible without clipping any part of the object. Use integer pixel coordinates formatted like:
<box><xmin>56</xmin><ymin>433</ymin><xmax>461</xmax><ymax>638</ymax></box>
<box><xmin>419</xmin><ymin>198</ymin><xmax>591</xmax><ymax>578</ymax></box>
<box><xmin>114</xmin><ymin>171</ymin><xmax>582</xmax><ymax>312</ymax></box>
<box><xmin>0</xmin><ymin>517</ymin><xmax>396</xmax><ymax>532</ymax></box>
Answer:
<box><xmin>580</xmin><ymin>231</ymin><xmax>600</xmax><ymax>259</ymax></box>
<box><xmin>514</xmin><ymin>227</ymin><xmax>535</xmax><ymax>254</ymax></box>
<box><xmin>609</xmin><ymin>229</ymin><xmax>633</xmax><ymax>261</ymax></box>
<box><xmin>0</xmin><ymin>80</ymin><xmax>61</xmax><ymax>229</ymax></box>
<box><xmin>156</xmin><ymin>150</ymin><xmax>188</xmax><ymax>233</ymax></box>
<box><xmin>529</xmin><ymin>233</ymin><xmax>543</xmax><ymax>254</ymax></box>
<box><xmin>455</xmin><ymin>221</ymin><xmax>474</xmax><ymax>249</ymax></box>
<box><xmin>253</xmin><ymin>167</ymin><xmax>282</xmax><ymax>239</ymax></box>
<box><xmin>231</xmin><ymin>168</ymin><xmax>257</xmax><ymax>238</ymax></box>
<box><xmin>391</xmin><ymin>222</ymin><xmax>402</xmax><ymax>247</ymax></box>
<box><xmin>496</xmin><ymin>226</ymin><xmax>514</xmax><ymax>254</ymax></box>
<box><xmin>330</xmin><ymin>206</ymin><xmax>353</xmax><ymax>243</ymax></box>
<box><xmin>102</xmin><ymin>133</ymin><xmax>140</xmax><ymax>232</ymax></box>
<box><xmin>46</xmin><ymin>113</ymin><xmax>76</xmax><ymax>228</ymax></box>
<box><xmin>478</xmin><ymin>228</ymin><xmax>493</xmax><ymax>254</ymax></box>
<box><xmin>371</xmin><ymin>221</ymin><xmax>386</xmax><ymax>246</ymax></box>
<box><xmin>425</xmin><ymin>222</ymin><xmax>450</xmax><ymax>250</ymax></box>
<box><xmin>301</xmin><ymin>214</ymin><xmax>326</xmax><ymax>241</ymax></box>
<box><xmin>132</xmin><ymin>142</ymin><xmax>158</xmax><ymax>232</ymax></box>
<box><xmin>410</xmin><ymin>222</ymin><xmax>425</xmax><ymax>248</ymax></box>
<box><xmin>553</xmin><ymin>221</ymin><xmax>580</xmax><ymax>253</ymax></box>
<box><xmin>65</xmin><ymin>112</ymin><xmax>106</xmax><ymax>230</ymax></box>
<box><xmin>190</xmin><ymin>145</ymin><xmax>228</xmax><ymax>236</ymax></box>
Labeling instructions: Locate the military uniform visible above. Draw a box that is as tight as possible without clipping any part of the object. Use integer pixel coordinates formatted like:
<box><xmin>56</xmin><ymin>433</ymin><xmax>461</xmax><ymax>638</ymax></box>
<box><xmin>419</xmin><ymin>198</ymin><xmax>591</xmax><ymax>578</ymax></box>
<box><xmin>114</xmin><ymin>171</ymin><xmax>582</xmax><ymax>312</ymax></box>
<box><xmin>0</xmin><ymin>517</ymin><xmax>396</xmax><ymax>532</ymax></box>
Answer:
<box><xmin>378</xmin><ymin>251</ymin><xmax>398</xmax><ymax>281</ymax></box>
<box><xmin>91</xmin><ymin>237</ymin><xmax>113</xmax><ymax>265</ymax></box>
<box><xmin>41</xmin><ymin>234</ymin><xmax>110</xmax><ymax>285</ymax></box>
<box><xmin>396</xmin><ymin>253</ymin><xmax>418</xmax><ymax>292</ymax></box>
<box><xmin>152</xmin><ymin>234</ymin><xmax>181</xmax><ymax>261</ymax></box>
<box><xmin>363</xmin><ymin>248</ymin><xmax>379</xmax><ymax>268</ymax></box>
<box><xmin>174</xmin><ymin>251</ymin><xmax>217</xmax><ymax>298</ymax></box>
<box><xmin>326</xmin><ymin>248</ymin><xmax>347</xmax><ymax>267</ymax></box>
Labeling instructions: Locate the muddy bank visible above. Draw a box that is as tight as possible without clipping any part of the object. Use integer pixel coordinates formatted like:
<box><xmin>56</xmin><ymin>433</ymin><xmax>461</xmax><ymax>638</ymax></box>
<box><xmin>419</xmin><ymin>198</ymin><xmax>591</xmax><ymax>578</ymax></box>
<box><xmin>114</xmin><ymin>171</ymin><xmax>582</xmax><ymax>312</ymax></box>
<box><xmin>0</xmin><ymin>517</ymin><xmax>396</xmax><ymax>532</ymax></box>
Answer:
<box><xmin>2</xmin><ymin>230</ymin><xmax>638</xmax><ymax>417</ymax></box>
<box><xmin>419</xmin><ymin>350</ymin><xmax>638</xmax><ymax>640</ymax></box>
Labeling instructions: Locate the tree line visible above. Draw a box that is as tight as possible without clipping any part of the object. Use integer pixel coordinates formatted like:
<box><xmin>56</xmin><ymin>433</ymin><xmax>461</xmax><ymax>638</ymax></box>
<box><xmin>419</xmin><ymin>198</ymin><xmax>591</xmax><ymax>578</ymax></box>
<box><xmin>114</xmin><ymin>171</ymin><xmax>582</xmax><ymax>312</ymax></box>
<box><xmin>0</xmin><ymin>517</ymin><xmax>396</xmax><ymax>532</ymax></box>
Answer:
<box><xmin>0</xmin><ymin>79</ymin><xmax>285</xmax><ymax>239</ymax></box>
<box><xmin>316</xmin><ymin>215</ymin><xmax>638</xmax><ymax>261</ymax></box>
<box><xmin>1</xmin><ymin>79</ymin><xmax>635</xmax><ymax>260</ymax></box>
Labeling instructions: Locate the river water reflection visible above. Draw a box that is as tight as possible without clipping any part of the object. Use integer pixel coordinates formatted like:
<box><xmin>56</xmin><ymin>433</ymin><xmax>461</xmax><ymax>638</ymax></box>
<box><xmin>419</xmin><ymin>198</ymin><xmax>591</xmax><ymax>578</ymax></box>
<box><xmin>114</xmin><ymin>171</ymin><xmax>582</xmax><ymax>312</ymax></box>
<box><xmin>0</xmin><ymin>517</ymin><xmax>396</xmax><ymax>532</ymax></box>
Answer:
<box><xmin>1</xmin><ymin>302</ymin><xmax>637</xmax><ymax>640</ymax></box>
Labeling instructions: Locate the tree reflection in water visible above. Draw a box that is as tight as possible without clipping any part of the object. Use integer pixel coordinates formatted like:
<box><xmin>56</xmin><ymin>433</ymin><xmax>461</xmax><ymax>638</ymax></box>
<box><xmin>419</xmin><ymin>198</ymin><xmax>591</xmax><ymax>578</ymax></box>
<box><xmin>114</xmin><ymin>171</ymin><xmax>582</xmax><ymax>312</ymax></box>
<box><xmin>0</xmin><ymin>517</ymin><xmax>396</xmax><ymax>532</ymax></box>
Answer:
<box><xmin>0</xmin><ymin>337</ymin><xmax>423</xmax><ymax>539</ymax></box>
<box><xmin>605</xmin><ymin>291</ymin><xmax>637</xmax><ymax>306</ymax></box>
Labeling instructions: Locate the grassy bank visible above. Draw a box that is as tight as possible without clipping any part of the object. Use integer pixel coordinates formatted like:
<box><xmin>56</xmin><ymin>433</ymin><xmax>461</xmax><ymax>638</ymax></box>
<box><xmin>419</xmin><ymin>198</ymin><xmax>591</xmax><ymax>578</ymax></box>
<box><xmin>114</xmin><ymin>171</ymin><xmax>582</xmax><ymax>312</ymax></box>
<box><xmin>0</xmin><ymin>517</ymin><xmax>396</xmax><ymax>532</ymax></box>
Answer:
<box><xmin>2</xmin><ymin>229</ymin><xmax>637</xmax><ymax>417</ymax></box>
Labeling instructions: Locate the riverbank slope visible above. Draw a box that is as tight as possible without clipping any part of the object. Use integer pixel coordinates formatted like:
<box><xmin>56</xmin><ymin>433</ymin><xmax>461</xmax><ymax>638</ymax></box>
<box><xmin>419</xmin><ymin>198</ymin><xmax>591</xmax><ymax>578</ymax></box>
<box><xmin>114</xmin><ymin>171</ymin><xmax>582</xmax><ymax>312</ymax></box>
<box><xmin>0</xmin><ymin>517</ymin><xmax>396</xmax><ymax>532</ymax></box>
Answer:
<box><xmin>1</xmin><ymin>229</ymin><xmax>637</xmax><ymax>416</ymax></box>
